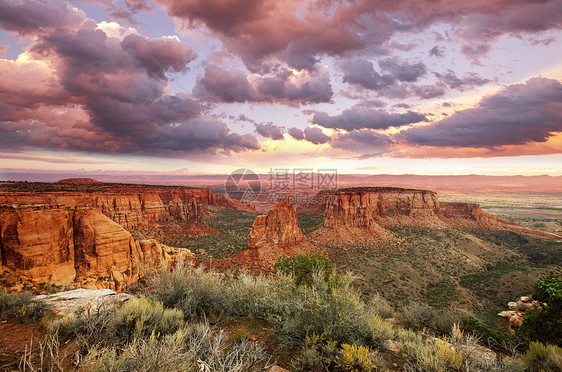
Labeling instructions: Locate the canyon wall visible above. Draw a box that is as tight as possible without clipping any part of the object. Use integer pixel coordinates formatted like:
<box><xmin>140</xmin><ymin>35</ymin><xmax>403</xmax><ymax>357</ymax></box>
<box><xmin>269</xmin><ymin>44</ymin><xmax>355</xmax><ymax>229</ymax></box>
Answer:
<box><xmin>439</xmin><ymin>202</ymin><xmax>499</xmax><ymax>227</ymax></box>
<box><xmin>0</xmin><ymin>204</ymin><xmax>193</xmax><ymax>289</ymax></box>
<box><xmin>323</xmin><ymin>187</ymin><xmax>443</xmax><ymax>229</ymax></box>
<box><xmin>0</xmin><ymin>188</ymin><xmax>255</xmax><ymax>231</ymax></box>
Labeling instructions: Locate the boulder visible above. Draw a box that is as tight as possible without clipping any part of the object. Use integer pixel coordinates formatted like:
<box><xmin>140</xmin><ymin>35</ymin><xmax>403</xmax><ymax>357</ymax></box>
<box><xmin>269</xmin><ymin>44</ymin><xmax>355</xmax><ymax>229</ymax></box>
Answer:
<box><xmin>35</xmin><ymin>288</ymin><xmax>132</xmax><ymax>316</ymax></box>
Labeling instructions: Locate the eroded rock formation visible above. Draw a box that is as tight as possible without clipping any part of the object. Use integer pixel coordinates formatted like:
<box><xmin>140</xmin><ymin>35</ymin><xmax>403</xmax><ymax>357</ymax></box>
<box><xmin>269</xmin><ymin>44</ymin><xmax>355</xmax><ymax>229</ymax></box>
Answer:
<box><xmin>323</xmin><ymin>187</ymin><xmax>443</xmax><ymax>229</ymax></box>
<box><xmin>498</xmin><ymin>296</ymin><xmax>541</xmax><ymax>331</ymax></box>
<box><xmin>0</xmin><ymin>204</ymin><xmax>193</xmax><ymax>290</ymax></box>
<box><xmin>248</xmin><ymin>199</ymin><xmax>303</xmax><ymax>249</ymax></box>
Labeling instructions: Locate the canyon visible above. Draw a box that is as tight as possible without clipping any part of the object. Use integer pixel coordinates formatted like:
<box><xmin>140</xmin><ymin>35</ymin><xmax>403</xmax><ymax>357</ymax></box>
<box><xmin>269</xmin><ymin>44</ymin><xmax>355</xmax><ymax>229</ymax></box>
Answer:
<box><xmin>1</xmin><ymin>182</ymin><xmax>559</xmax><ymax>292</ymax></box>
<box><xmin>0</xmin><ymin>181</ymin><xmax>255</xmax><ymax>290</ymax></box>
<box><xmin>315</xmin><ymin>187</ymin><xmax>559</xmax><ymax>239</ymax></box>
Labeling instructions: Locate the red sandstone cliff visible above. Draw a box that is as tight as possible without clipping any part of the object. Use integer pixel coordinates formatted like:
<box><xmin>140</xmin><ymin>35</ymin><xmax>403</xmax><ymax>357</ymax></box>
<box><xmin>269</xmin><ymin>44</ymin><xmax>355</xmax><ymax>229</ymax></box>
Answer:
<box><xmin>227</xmin><ymin>199</ymin><xmax>311</xmax><ymax>270</ymax></box>
<box><xmin>248</xmin><ymin>199</ymin><xmax>304</xmax><ymax>249</ymax></box>
<box><xmin>0</xmin><ymin>204</ymin><xmax>193</xmax><ymax>290</ymax></box>
<box><xmin>323</xmin><ymin>187</ymin><xmax>444</xmax><ymax>230</ymax></box>
<box><xmin>0</xmin><ymin>188</ymin><xmax>255</xmax><ymax>231</ymax></box>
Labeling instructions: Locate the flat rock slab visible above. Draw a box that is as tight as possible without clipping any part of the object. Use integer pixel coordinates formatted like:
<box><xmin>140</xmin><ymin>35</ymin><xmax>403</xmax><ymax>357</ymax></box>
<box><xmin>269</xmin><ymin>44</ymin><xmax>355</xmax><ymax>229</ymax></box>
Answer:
<box><xmin>35</xmin><ymin>288</ymin><xmax>133</xmax><ymax>316</ymax></box>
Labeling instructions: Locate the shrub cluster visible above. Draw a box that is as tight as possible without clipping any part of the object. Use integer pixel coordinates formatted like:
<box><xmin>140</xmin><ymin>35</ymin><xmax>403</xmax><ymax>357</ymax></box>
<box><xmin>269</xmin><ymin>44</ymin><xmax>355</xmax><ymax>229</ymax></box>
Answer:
<box><xmin>0</xmin><ymin>289</ymin><xmax>49</xmax><ymax>322</ymax></box>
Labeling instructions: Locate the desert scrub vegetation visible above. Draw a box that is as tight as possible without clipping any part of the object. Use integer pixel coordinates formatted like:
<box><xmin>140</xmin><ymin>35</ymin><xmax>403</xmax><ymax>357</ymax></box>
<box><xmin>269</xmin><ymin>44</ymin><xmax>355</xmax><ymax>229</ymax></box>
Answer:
<box><xmin>521</xmin><ymin>342</ymin><xmax>562</xmax><ymax>372</ymax></box>
<box><xmin>16</xmin><ymin>255</ymin><xmax>562</xmax><ymax>371</ymax></box>
<box><xmin>0</xmin><ymin>289</ymin><xmax>50</xmax><ymax>322</ymax></box>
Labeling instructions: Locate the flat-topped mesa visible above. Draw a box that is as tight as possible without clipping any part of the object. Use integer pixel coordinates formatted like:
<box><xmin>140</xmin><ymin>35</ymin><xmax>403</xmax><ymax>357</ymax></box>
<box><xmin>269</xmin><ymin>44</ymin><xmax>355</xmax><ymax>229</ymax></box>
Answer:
<box><xmin>323</xmin><ymin>187</ymin><xmax>442</xmax><ymax>229</ymax></box>
<box><xmin>248</xmin><ymin>199</ymin><xmax>303</xmax><ymax>249</ymax></box>
<box><xmin>56</xmin><ymin>178</ymin><xmax>101</xmax><ymax>184</ymax></box>
<box><xmin>0</xmin><ymin>204</ymin><xmax>193</xmax><ymax>290</ymax></box>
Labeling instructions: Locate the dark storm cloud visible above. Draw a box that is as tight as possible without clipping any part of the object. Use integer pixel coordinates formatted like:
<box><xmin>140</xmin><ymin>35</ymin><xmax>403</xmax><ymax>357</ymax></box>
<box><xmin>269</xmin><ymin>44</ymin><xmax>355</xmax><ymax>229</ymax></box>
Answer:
<box><xmin>255</xmin><ymin>123</ymin><xmax>284</xmax><ymax>140</ymax></box>
<box><xmin>401</xmin><ymin>77</ymin><xmax>562</xmax><ymax>148</ymax></box>
<box><xmin>304</xmin><ymin>127</ymin><xmax>330</xmax><ymax>144</ymax></box>
<box><xmin>288</xmin><ymin>127</ymin><xmax>305</xmax><ymax>140</ymax></box>
<box><xmin>193</xmin><ymin>65</ymin><xmax>333</xmax><ymax>104</ymax></box>
<box><xmin>312</xmin><ymin>105</ymin><xmax>427</xmax><ymax>131</ymax></box>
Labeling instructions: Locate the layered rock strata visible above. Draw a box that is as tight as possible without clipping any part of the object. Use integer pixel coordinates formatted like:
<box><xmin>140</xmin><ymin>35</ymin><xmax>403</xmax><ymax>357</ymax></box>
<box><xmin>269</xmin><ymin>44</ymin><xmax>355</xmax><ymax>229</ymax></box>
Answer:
<box><xmin>0</xmin><ymin>204</ymin><xmax>193</xmax><ymax>289</ymax></box>
<box><xmin>248</xmin><ymin>199</ymin><xmax>304</xmax><ymax>249</ymax></box>
<box><xmin>323</xmin><ymin>187</ymin><xmax>443</xmax><ymax>229</ymax></box>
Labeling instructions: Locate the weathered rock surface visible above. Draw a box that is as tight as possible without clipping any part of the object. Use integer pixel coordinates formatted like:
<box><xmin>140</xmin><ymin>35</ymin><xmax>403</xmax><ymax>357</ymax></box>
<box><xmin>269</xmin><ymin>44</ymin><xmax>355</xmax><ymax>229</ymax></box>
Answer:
<box><xmin>0</xmin><ymin>189</ymin><xmax>255</xmax><ymax>232</ymax></box>
<box><xmin>34</xmin><ymin>288</ymin><xmax>132</xmax><ymax>316</ymax></box>
<box><xmin>498</xmin><ymin>295</ymin><xmax>542</xmax><ymax>331</ymax></box>
<box><xmin>440</xmin><ymin>202</ymin><xmax>499</xmax><ymax>227</ymax></box>
<box><xmin>248</xmin><ymin>199</ymin><xmax>303</xmax><ymax>249</ymax></box>
<box><xmin>323</xmin><ymin>187</ymin><xmax>444</xmax><ymax>230</ymax></box>
<box><xmin>0</xmin><ymin>204</ymin><xmax>193</xmax><ymax>289</ymax></box>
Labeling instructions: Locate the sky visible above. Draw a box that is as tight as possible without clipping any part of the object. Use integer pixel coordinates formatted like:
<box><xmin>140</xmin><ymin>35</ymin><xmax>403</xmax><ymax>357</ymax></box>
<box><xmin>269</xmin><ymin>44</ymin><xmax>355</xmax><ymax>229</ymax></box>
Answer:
<box><xmin>1</xmin><ymin>0</ymin><xmax>562</xmax><ymax>180</ymax></box>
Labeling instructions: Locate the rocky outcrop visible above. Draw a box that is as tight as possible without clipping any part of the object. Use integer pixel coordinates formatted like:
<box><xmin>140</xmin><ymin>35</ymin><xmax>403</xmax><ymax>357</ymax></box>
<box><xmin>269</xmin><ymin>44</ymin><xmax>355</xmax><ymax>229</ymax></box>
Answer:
<box><xmin>440</xmin><ymin>203</ymin><xmax>499</xmax><ymax>227</ymax></box>
<box><xmin>34</xmin><ymin>288</ymin><xmax>133</xmax><ymax>316</ymax></box>
<box><xmin>0</xmin><ymin>204</ymin><xmax>193</xmax><ymax>290</ymax></box>
<box><xmin>498</xmin><ymin>296</ymin><xmax>541</xmax><ymax>331</ymax></box>
<box><xmin>323</xmin><ymin>187</ymin><xmax>443</xmax><ymax>229</ymax></box>
<box><xmin>248</xmin><ymin>199</ymin><xmax>303</xmax><ymax>249</ymax></box>
<box><xmin>0</xmin><ymin>204</ymin><xmax>77</xmax><ymax>285</ymax></box>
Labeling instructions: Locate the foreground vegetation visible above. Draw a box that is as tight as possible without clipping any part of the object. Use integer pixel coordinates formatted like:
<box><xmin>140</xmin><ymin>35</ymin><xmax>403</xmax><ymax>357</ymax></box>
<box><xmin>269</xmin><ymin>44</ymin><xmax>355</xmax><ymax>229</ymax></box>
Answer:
<box><xmin>2</xmin><ymin>256</ymin><xmax>561</xmax><ymax>371</ymax></box>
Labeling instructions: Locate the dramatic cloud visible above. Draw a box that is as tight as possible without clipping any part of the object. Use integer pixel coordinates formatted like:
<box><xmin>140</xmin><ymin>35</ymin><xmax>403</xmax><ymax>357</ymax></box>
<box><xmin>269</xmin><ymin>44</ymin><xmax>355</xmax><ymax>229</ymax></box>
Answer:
<box><xmin>288</xmin><ymin>127</ymin><xmax>305</xmax><ymax>140</ymax></box>
<box><xmin>402</xmin><ymin>77</ymin><xmax>562</xmax><ymax>148</ymax></box>
<box><xmin>460</xmin><ymin>43</ymin><xmax>492</xmax><ymax>63</ymax></box>
<box><xmin>304</xmin><ymin>127</ymin><xmax>330</xmax><ymax>144</ymax></box>
<box><xmin>340</xmin><ymin>57</ymin><xmax>440</xmax><ymax>99</ymax></box>
<box><xmin>0</xmin><ymin>0</ymin><xmax>86</xmax><ymax>35</ymax></box>
<box><xmin>0</xmin><ymin>2</ymin><xmax>259</xmax><ymax>156</ymax></box>
<box><xmin>312</xmin><ymin>105</ymin><xmax>427</xmax><ymax>131</ymax></box>
<box><xmin>255</xmin><ymin>123</ymin><xmax>284</xmax><ymax>140</ymax></box>
<box><xmin>193</xmin><ymin>65</ymin><xmax>333</xmax><ymax>104</ymax></box>
<box><xmin>341</xmin><ymin>59</ymin><xmax>394</xmax><ymax>91</ymax></box>
<box><xmin>155</xmin><ymin>0</ymin><xmax>562</xmax><ymax>72</ymax></box>
<box><xmin>331</xmin><ymin>130</ymin><xmax>393</xmax><ymax>156</ymax></box>
<box><xmin>378</xmin><ymin>58</ymin><xmax>427</xmax><ymax>82</ymax></box>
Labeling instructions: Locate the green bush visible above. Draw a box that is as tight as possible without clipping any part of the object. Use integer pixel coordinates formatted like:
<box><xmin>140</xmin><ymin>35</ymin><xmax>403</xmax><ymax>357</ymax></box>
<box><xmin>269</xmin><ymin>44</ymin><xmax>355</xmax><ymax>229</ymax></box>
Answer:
<box><xmin>221</xmin><ymin>272</ymin><xmax>285</xmax><ymax>319</ymax></box>
<box><xmin>145</xmin><ymin>260</ymin><xmax>224</xmax><ymax>320</ymax></box>
<box><xmin>521</xmin><ymin>342</ymin><xmax>562</xmax><ymax>372</ymax></box>
<box><xmin>108</xmin><ymin>296</ymin><xmax>184</xmax><ymax>344</ymax></box>
<box><xmin>517</xmin><ymin>272</ymin><xmax>562</xmax><ymax>347</ymax></box>
<box><xmin>366</xmin><ymin>293</ymin><xmax>394</xmax><ymax>319</ymax></box>
<box><xmin>0</xmin><ymin>289</ymin><xmax>49</xmax><ymax>322</ymax></box>
<box><xmin>397</xmin><ymin>302</ymin><xmax>469</xmax><ymax>335</ymax></box>
<box><xmin>276</xmin><ymin>273</ymin><xmax>374</xmax><ymax>349</ymax></box>
<box><xmin>464</xmin><ymin>316</ymin><xmax>511</xmax><ymax>351</ymax></box>
<box><xmin>274</xmin><ymin>253</ymin><xmax>334</xmax><ymax>286</ymax></box>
